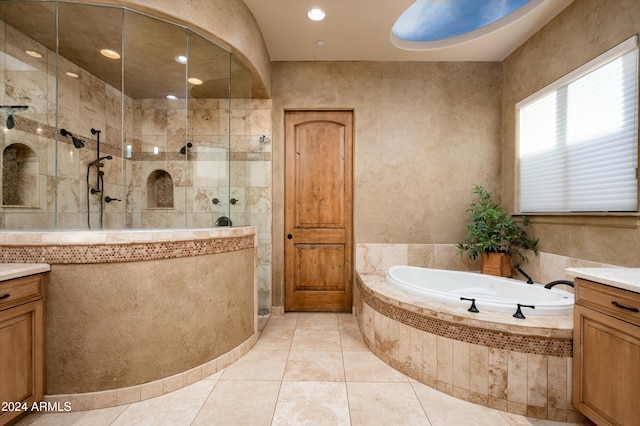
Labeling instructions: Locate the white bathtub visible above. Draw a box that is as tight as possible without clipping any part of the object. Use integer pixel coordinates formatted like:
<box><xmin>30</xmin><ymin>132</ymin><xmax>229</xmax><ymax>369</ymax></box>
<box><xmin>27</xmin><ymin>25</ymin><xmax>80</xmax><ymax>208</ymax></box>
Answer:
<box><xmin>386</xmin><ymin>266</ymin><xmax>574</xmax><ymax>316</ymax></box>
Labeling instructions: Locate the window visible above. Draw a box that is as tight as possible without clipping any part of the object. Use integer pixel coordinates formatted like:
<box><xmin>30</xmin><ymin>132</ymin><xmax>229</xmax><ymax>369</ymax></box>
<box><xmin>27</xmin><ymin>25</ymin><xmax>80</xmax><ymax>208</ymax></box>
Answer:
<box><xmin>517</xmin><ymin>36</ymin><xmax>638</xmax><ymax>213</ymax></box>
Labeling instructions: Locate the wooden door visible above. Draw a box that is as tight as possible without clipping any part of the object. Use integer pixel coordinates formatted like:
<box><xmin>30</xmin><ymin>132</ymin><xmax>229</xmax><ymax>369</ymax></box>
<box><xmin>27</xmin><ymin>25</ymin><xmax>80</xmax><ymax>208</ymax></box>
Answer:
<box><xmin>284</xmin><ymin>110</ymin><xmax>353</xmax><ymax>312</ymax></box>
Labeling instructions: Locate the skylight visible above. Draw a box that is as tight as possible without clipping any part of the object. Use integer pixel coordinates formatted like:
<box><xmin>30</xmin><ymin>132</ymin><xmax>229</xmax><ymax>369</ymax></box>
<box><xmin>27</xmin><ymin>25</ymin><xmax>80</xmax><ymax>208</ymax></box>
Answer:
<box><xmin>392</xmin><ymin>0</ymin><xmax>532</xmax><ymax>49</ymax></box>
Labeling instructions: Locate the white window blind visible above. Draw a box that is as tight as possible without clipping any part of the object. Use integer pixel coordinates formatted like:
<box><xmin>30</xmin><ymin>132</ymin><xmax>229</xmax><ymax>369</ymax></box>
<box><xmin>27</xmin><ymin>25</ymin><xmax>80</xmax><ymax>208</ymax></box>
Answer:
<box><xmin>517</xmin><ymin>36</ymin><xmax>638</xmax><ymax>213</ymax></box>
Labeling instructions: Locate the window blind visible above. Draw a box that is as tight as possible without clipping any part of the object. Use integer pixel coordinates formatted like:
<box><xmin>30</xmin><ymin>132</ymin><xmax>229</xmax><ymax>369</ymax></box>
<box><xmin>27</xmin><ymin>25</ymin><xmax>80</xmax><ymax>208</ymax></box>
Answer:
<box><xmin>517</xmin><ymin>36</ymin><xmax>638</xmax><ymax>213</ymax></box>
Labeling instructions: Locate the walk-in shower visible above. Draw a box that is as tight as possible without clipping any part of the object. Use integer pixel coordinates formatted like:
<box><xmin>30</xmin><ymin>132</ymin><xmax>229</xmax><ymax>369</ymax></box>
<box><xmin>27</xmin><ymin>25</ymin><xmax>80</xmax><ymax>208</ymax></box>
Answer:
<box><xmin>0</xmin><ymin>1</ymin><xmax>266</xmax><ymax>231</ymax></box>
<box><xmin>0</xmin><ymin>1</ymin><xmax>273</xmax><ymax>313</ymax></box>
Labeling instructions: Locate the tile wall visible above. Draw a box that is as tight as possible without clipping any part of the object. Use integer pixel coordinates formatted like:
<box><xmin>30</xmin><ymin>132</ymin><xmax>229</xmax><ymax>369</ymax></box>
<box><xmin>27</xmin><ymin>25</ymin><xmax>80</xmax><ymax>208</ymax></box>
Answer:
<box><xmin>0</xmin><ymin>21</ymin><xmax>273</xmax><ymax>309</ymax></box>
<box><xmin>356</xmin><ymin>243</ymin><xmax>618</xmax><ymax>284</ymax></box>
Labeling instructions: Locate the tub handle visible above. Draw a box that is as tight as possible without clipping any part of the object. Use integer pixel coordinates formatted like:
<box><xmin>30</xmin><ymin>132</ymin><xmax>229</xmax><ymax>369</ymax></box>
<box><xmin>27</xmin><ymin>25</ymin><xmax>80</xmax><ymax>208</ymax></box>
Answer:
<box><xmin>611</xmin><ymin>301</ymin><xmax>639</xmax><ymax>313</ymax></box>
<box><xmin>513</xmin><ymin>303</ymin><xmax>535</xmax><ymax>319</ymax></box>
<box><xmin>460</xmin><ymin>297</ymin><xmax>479</xmax><ymax>313</ymax></box>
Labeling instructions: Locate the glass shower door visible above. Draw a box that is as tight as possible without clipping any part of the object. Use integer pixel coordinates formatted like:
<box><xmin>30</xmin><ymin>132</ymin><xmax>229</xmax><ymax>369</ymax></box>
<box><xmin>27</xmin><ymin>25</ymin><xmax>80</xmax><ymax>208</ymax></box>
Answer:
<box><xmin>185</xmin><ymin>30</ymin><xmax>231</xmax><ymax>229</ymax></box>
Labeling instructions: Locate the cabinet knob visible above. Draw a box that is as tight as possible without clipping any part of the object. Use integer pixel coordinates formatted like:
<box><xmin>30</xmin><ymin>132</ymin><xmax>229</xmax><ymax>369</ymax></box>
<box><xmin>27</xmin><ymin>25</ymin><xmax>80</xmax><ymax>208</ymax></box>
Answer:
<box><xmin>287</xmin><ymin>234</ymin><xmax>293</xmax><ymax>240</ymax></box>
<box><xmin>0</xmin><ymin>293</ymin><xmax>10</xmax><ymax>300</ymax></box>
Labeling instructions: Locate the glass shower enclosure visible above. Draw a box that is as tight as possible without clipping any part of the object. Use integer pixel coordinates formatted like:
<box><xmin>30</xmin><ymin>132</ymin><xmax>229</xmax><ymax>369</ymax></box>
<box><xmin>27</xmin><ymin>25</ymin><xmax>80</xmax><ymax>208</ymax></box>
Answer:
<box><xmin>0</xmin><ymin>1</ymin><xmax>256</xmax><ymax>230</ymax></box>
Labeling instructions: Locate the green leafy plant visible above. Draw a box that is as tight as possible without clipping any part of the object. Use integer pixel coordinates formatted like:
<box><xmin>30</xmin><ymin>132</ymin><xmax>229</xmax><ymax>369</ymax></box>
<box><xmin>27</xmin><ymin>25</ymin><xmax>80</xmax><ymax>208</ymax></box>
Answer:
<box><xmin>456</xmin><ymin>184</ymin><xmax>538</xmax><ymax>262</ymax></box>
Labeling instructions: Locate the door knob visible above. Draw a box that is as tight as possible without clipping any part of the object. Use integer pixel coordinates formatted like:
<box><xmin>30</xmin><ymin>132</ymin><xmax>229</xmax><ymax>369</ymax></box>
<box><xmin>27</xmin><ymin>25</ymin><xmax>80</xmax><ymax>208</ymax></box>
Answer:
<box><xmin>287</xmin><ymin>234</ymin><xmax>293</xmax><ymax>239</ymax></box>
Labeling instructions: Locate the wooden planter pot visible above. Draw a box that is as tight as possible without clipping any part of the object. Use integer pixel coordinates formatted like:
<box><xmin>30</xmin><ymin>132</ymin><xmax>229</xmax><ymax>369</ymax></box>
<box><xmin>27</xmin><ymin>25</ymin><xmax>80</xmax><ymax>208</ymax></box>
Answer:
<box><xmin>481</xmin><ymin>252</ymin><xmax>512</xmax><ymax>277</ymax></box>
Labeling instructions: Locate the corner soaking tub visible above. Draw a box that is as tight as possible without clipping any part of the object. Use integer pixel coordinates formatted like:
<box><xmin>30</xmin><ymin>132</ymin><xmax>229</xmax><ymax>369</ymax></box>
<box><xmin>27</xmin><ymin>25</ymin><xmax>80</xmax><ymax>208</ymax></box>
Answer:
<box><xmin>386</xmin><ymin>265</ymin><xmax>574</xmax><ymax>316</ymax></box>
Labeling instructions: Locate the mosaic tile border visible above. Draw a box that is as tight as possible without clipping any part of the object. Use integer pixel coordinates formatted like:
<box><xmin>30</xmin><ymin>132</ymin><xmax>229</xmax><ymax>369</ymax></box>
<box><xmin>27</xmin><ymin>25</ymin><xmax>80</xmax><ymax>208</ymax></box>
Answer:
<box><xmin>0</xmin><ymin>235</ymin><xmax>254</xmax><ymax>264</ymax></box>
<box><xmin>131</xmin><ymin>151</ymin><xmax>271</xmax><ymax>162</ymax></box>
<box><xmin>356</xmin><ymin>276</ymin><xmax>572</xmax><ymax>357</ymax></box>
<box><xmin>6</xmin><ymin>117</ymin><xmax>270</xmax><ymax>162</ymax></box>
<box><xmin>7</xmin><ymin>115</ymin><xmax>121</xmax><ymax>157</ymax></box>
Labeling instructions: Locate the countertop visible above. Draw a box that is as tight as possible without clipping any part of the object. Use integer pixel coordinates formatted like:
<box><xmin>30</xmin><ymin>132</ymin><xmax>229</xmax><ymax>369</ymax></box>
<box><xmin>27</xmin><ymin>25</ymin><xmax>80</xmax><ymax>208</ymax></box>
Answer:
<box><xmin>566</xmin><ymin>267</ymin><xmax>640</xmax><ymax>294</ymax></box>
<box><xmin>0</xmin><ymin>263</ymin><xmax>50</xmax><ymax>281</ymax></box>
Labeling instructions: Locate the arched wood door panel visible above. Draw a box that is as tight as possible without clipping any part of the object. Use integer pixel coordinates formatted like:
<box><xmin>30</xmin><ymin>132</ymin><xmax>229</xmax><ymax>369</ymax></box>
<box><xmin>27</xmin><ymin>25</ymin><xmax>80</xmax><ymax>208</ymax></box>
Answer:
<box><xmin>284</xmin><ymin>110</ymin><xmax>353</xmax><ymax>312</ymax></box>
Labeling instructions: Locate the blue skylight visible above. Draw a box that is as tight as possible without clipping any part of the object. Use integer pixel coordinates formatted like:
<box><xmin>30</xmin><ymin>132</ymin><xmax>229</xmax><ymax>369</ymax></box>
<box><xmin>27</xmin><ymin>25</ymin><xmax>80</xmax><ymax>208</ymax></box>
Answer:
<box><xmin>392</xmin><ymin>0</ymin><xmax>532</xmax><ymax>42</ymax></box>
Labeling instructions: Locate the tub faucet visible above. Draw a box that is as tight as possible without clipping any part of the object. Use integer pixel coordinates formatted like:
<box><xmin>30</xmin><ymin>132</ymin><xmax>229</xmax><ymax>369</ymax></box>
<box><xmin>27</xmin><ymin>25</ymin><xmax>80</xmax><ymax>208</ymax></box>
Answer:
<box><xmin>514</xmin><ymin>264</ymin><xmax>534</xmax><ymax>284</ymax></box>
<box><xmin>513</xmin><ymin>303</ymin><xmax>535</xmax><ymax>319</ymax></box>
<box><xmin>460</xmin><ymin>297</ymin><xmax>479</xmax><ymax>313</ymax></box>
<box><xmin>544</xmin><ymin>280</ymin><xmax>574</xmax><ymax>289</ymax></box>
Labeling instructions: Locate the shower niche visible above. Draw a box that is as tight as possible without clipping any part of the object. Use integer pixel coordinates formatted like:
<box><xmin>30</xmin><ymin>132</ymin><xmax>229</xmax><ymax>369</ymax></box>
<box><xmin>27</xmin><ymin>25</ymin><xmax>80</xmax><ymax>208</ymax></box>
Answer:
<box><xmin>0</xmin><ymin>1</ymin><xmax>256</xmax><ymax>230</ymax></box>
<box><xmin>146</xmin><ymin>170</ymin><xmax>174</xmax><ymax>209</ymax></box>
<box><xmin>2</xmin><ymin>143</ymin><xmax>39</xmax><ymax>208</ymax></box>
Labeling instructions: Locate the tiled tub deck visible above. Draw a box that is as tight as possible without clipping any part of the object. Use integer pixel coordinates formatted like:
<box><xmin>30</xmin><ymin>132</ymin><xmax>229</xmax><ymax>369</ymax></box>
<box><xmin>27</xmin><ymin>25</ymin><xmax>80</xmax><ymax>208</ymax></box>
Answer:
<box><xmin>355</xmin><ymin>271</ymin><xmax>579</xmax><ymax>422</ymax></box>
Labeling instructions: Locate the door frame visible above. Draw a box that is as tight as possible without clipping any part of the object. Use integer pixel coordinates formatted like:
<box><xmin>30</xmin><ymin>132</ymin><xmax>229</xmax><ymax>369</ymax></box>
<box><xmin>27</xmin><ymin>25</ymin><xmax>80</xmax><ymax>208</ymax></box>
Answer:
<box><xmin>283</xmin><ymin>108</ymin><xmax>355</xmax><ymax>312</ymax></box>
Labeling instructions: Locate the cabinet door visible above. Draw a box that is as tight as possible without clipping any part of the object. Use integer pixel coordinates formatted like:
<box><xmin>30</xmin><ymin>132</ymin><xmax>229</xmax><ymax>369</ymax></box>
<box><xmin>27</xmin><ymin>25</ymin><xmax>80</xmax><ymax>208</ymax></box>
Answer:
<box><xmin>0</xmin><ymin>300</ymin><xmax>44</xmax><ymax>425</ymax></box>
<box><xmin>573</xmin><ymin>305</ymin><xmax>640</xmax><ymax>426</ymax></box>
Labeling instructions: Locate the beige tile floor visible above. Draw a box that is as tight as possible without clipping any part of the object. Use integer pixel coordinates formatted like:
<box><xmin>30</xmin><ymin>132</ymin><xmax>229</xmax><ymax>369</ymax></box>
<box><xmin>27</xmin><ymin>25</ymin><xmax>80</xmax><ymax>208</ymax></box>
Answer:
<box><xmin>17</xmin><ymin>313</ymin><xmax>588</xmax><ymax>426</ymax></box>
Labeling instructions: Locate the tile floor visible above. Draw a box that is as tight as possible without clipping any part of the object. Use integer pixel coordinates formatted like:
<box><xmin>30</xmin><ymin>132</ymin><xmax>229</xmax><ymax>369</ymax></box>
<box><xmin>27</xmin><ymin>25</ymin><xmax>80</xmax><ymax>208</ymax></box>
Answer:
<box><xmin>17</xmin><ymin>313</ymin><xmax>588</xmax><ymax>425</ymax></box>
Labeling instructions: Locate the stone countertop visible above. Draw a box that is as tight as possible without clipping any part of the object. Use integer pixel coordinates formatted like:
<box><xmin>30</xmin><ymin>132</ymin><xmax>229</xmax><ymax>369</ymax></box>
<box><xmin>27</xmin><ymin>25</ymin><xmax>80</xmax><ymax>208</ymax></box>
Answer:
<box><xmin>566</xmin><ymin>267</ymin><xmax>640</xmax><ymax>294</ymax></box>
<box><xmin>0</xmin><ymin>263</ymin><xmax>50</xmax><ymax>281</ymax></box>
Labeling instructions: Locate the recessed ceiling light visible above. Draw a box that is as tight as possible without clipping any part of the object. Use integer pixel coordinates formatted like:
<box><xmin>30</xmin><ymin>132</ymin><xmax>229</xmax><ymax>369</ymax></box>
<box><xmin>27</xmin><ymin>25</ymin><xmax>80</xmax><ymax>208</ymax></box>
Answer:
<box><xmin>166</xmin><ymin>95</ymin><xmax>178</xmax><ymax>100</ymax></box>
<box><xmin>316</xmin><ymin>40</ymin><xmax>326</xmax><ymax>47</ymax></box>
<box><xmin>100</xmin><ymin>49</ymin><xmax>121</xmax><ymax>59</ymax></box>
<box><xmin>188</xmin><ymin>77</ymin><xmax>203</xmax><ymax>85</ymax></box>
<box><xmin>25</xmin><ymin>50</ymin><xmax>42</xmax><ymax>58</ymax></box>
<box><xmin>307</xmin><ymin>7</ymin><xmax>325</xmax><ymax>21</ymax></box>
<box><xmin>65</xmin><ymin>71</ymin><xmax>79</xmax><ymax>78</ymax></box>
<box><xmin>175</xmin><ymin>55</ymin><xmax>188</xmax><ymax>64</ymax></box>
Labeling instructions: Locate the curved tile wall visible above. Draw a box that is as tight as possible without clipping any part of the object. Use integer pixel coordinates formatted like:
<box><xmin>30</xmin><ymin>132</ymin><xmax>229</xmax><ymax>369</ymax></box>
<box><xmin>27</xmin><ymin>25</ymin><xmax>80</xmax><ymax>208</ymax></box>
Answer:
<box><xmin>355</xmin><ymin>271</ymin><xmax>579</xmax><ymax>422</ymax></box>
<box><xmin>0</xmin><ymin>227</ymin><xmax>258</xmax><ymax>409</ymax></box>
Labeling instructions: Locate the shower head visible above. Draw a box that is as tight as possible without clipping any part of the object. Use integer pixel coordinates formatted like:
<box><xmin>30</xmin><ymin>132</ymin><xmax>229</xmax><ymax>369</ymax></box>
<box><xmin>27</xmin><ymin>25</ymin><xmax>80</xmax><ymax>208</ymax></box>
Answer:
<box><xmin>180</xmin><ymin>142</ymin><xmax>193</xmax><ymax>155</ymax></box>
<box><xmin>60</xmin><ymin>128</ymin><xmax>85</xmax><ymax>149</ymax></box>
<box><xmin>89</xmin><ymin>155</ymin><xmax>113</xmax><ymax>167</ymax></box>
<box><xmin>1</xmin><ymin>105</ymin><xmax>28</xmax><ymax>130</ymax></box>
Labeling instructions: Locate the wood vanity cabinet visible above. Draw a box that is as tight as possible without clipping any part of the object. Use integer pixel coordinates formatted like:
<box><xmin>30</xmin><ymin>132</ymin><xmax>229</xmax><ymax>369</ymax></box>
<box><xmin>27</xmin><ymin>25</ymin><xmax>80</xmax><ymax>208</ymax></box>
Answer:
<box><xmin>0</xmin><ymin>273</ymin><xmax>46</xmax><ymax>426</ymax></box>
<box><xmin>573</xmin><ymin>278</ymin><xmax>640</xmax><ymax>426</ymax></box>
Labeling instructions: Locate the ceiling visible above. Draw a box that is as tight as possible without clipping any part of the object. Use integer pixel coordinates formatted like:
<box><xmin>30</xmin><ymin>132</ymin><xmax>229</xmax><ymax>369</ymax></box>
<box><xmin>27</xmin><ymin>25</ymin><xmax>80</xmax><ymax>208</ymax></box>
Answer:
<box><xmin>0</xmin><ymin>0</ymin><xmax>574</xmax><ymax>102</ymax></box>
<box><xmin>0</xmin><ymin>2</ymin><xmax>250</xmax><ymax>100</ymax></box>
<box><xmin>242</xmin><ymin>0</ymin><xmax>574</xmax><ymax>62</ymax></box>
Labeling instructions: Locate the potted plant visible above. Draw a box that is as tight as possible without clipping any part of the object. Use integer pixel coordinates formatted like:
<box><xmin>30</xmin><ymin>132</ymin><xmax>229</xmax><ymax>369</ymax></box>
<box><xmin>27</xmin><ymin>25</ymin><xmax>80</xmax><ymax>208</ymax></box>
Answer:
<box><xmin>456</xmin><ymin>184</ymin><xmax>538</xmax><ymax>277</ymax></box>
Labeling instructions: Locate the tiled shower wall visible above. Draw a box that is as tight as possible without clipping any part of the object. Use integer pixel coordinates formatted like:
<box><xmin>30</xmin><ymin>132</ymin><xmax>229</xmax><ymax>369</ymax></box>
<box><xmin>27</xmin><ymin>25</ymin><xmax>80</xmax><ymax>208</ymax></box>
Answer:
<box><xmin>0</xmin><ymin>22</ymin><xmax>273</xmax><ymax>310</ymax></box>
<box><xmin>356</xmin><ymin>243</ymin><xmax>620</xmax><ymax>285</ymax></box>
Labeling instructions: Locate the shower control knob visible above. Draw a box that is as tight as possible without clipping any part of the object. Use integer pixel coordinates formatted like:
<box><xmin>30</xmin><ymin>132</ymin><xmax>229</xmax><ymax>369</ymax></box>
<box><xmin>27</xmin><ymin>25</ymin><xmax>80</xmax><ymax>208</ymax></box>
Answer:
<box><xmin>230</xmin><ymin>198</ymin><xmax>239</xmax><ymax>205</ymax></box>
<box><xmin>105</xmin><ymin>196</ymin><xmax>121</xmax><ymax>203</ymax></box>
<box><xmin>212</xmin><ymin>198</ymin><xmax>220</xmax><ymax>205</ymax></box>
